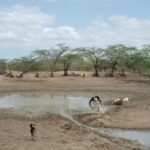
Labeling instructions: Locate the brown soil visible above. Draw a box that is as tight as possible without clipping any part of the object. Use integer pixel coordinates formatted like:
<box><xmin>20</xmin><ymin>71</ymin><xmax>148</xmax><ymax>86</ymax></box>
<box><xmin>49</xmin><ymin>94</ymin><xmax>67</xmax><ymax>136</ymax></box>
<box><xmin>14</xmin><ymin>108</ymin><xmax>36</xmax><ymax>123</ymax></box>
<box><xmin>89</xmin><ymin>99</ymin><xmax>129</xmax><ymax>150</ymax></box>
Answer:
<box><xmin>0</xmin><ymin>72</ymin><xmax>150</xmax><ymax>150</ymax></box>
<box><xmin>0</xmin><ymin>71</ymin><xmax>149</xmax><ymax>93</ymax></box>
<box><xmin>0</xmin><ymin>116</ymin><xmax>134</xmax><ymax>150</ymax></box>
<box><xmin>74</xmin><ymin>99</ymin><xmax>150</xmax><ymax>130</ymax></box>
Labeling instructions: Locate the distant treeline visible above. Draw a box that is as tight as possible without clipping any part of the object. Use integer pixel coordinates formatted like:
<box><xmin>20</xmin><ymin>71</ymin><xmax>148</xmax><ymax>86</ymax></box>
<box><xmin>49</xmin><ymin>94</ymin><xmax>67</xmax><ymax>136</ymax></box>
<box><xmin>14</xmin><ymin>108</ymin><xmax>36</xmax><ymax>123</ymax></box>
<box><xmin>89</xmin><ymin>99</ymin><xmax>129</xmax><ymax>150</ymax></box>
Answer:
<box><xmin>0</xmin><ymin>44</ymin><xmax>150</xmax><ymax>78</ymax></box>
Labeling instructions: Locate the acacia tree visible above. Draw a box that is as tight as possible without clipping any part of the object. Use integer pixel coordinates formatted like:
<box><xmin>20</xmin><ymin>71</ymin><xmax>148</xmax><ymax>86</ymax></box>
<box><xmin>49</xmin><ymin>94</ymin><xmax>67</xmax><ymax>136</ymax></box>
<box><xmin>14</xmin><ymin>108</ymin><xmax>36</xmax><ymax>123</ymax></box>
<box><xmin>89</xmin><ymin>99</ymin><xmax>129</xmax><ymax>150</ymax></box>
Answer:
<box><xmin>104</xmin><ymin>44</ymin><xmax>135</xmax><ymax>77</ymax></box>
<box><xmin>127</xmin><ymin>45</ymin><xmax>150</xmax><ymax>76</ymax></box>
<box><xmin>75</xmin><ymin>47</ymin><xmax>104</xmax><ymax>77</ymax></box>
<box><xmin>61</xmin><ymin>54</ymin><xmax>83</xmax><ymax>76</ymax></box>
<box><xmin>0</xmin><ymin>59</ymin><xmax>6</xmax><ymax>74</ymax></box>
<box><xmin>9</xmin><ymin>57</ymin><xmax>40</xmax><ymax>78</ymax></box>
<box><xmin>33</xmin><ymin>44</ymin><xmax>69</xmax><ymax>77</ymax></box>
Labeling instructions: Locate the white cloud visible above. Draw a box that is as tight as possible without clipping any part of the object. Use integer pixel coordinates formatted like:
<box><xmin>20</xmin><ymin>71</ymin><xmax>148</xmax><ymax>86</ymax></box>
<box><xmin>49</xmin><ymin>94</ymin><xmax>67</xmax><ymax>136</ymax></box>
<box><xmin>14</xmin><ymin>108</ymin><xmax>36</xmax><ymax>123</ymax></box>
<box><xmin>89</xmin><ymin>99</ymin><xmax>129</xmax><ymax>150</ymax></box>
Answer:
<box><xmin>83</xmin><ymin>16</ymin><xmax>150</xmax><ymax>47</ymax></box>
<box><xmin>0</xmin><ymin>5</ymin><xmax>56</xmax><ymax>47</ymax></box>
<box><xmin>0</xmin><ymin>5</ymin><xmax>150</xmax><ymax>59</ymax></box>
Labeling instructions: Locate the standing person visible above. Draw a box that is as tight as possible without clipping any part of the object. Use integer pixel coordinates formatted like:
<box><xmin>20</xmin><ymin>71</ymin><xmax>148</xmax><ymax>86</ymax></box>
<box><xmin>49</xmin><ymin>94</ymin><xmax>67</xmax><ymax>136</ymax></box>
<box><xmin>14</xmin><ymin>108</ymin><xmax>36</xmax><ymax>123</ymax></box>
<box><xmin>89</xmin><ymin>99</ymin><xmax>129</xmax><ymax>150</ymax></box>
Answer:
<box><xmin>30</xmin><ymin>124</ymin><xmax>36</xmax><ymax>141</ymax></box>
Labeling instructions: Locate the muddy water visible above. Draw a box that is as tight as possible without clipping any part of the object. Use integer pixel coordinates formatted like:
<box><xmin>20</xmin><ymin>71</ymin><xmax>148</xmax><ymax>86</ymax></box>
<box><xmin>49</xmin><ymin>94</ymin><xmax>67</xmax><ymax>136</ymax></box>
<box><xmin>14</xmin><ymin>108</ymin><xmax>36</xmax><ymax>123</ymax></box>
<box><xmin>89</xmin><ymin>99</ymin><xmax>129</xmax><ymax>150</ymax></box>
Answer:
<box><xmin>0</xmin><ymin>92</ymin><xmax>149</xmax><ymax>147</ymax></box>
<box><xmin>0</xmin><ymin>92</ymin><xmax>90</xmax><ymax>116</ymax></box>
<box><xmin>105</xmin><ymin>129</ymin><xmax>150</xmax><ymax>147</ymax></box>
<box><xmin>0</xmin><ymin>92</ymin><xmax>120</xmax><ymax>116</ymax></box>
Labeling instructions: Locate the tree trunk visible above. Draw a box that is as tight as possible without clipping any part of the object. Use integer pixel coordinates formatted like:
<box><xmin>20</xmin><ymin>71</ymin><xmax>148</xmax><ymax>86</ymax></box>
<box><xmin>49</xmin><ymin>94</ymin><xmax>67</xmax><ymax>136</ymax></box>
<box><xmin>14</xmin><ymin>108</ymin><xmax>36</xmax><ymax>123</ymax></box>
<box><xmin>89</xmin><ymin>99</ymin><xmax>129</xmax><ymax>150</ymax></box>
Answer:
<box><xmin>8</xmin><ymin>69</ymin><xmax>14</xmax><ymax>78</ymax></box>
<box><xmin>110</xmin><ymin>59</ymin><xmax>118</xmax><ymax>77</ymax></box>
<box><xmin>17</xmin><ymin>72</ymin><xmax>24</xmax><ymax>78</ymax></box>
<box><xmin>94</xmin><ymin>64</ymin><xmax>99</xmax><ymax>77</ymax></box>
<box><xmin>64</xmin><ymin>63</ymin><xmax>69</xmax><ymax>76</ymax></box>
<box><xmin>120</xmin><ymin>69</ymin><xmax>125</xmax><ymax>77</ymax></box>
<box><xmin>50</xmin><ymin>70</ymin><xmax>54</xmax><ymax>77</ymax></box>
<box><xmin>35</xmin><ymin>72</ymin><xmax>39</xmax><ymax>78</ymax></box>
<box><xmin>50</xmin><ymin>62</ymin><xmax>56</xmax><ymax>77</ymax></box>
<box><xmin>17</xmin><ymin>70</ymin><xmax>29</xmax><ymax>78</ymax></box>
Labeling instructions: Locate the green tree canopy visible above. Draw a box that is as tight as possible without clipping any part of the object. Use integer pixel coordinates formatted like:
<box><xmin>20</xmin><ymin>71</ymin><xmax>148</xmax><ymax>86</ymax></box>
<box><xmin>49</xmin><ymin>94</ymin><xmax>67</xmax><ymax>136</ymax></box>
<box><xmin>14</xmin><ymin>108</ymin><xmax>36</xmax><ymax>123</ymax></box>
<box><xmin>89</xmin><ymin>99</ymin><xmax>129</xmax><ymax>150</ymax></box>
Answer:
<box><xmin>104</xmin><ymin>44</ymin><xmax>136</xmax><ymax>76</ymax></box>
<box><xmin>127</xmin><ymin>45</ymin><xmax>150</xmax><ymax>75</ymax></box>
<box><xmin>0</xmin><ymin>59</ymin><xmax>6</xmax><ymax>74</ymax></box>
<box><xmin>75</xmin><ymin>47</ymin><xmax>104</xmax><ymax>76</ymax></box>
<box><xmin>61</xmin><ymin>53</ymin><xmax>83</xmax><ymax>76</ymax></box>
<box><xmin>8</xmin><ymin>56</ymin><xmax>40</xmax><ymax>77</ymax></box>
<box><xmin>33</xmin><ymin>44</ymin><xmax>69</xmax><ymax>77</ymax></box>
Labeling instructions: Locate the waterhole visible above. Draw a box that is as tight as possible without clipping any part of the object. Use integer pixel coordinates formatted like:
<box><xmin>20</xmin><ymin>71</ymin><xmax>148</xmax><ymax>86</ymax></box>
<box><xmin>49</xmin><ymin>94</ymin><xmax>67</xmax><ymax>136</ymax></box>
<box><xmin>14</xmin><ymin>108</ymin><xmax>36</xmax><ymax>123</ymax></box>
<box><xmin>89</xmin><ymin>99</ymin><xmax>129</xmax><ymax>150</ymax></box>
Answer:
<box><xmin>0</xmin><ymin>92</ymin><xmax>149</xmax><ymax>147</ymax></box>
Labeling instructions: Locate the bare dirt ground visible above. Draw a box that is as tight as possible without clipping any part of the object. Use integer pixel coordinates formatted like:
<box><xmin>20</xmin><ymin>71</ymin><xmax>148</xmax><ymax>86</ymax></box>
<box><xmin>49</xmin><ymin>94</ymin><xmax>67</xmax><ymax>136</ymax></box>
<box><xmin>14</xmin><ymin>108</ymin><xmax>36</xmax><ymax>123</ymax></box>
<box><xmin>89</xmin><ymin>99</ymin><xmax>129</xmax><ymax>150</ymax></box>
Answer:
<box><xmin>0</xmin><ymin>115</ymin><xmax>138</xmax><ymax>150</ymax></box>
<box><xmin>74</xmin><ymin>99</ymin><xmax>150</xmax><ymax>130</ymax></box>
<box><xmin>0</xmin><ymin>71</ymin><xmax>150</xmax><ymax>150</ymax></box>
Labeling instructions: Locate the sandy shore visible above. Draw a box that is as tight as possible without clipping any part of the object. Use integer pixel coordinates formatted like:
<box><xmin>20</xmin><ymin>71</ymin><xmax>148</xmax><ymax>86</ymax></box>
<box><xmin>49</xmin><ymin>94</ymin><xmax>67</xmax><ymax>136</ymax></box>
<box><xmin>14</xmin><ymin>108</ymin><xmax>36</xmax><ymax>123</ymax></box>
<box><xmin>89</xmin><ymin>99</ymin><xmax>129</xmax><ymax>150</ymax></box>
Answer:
<box><xmin>0</xmin><ymin>73</ymin><xmax>150</xmax><ymax>149</ymax></box>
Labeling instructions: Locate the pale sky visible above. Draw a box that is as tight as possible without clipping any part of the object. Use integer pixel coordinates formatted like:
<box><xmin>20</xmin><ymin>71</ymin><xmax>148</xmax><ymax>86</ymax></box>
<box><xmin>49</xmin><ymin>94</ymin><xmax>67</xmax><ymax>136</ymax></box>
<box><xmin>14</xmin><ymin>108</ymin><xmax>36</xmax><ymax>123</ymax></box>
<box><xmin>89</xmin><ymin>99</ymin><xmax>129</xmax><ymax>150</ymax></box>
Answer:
<box><xmin>0</xmin><ymin>0</ymin><xmax>150</xmax><ymax>59</ymax></box>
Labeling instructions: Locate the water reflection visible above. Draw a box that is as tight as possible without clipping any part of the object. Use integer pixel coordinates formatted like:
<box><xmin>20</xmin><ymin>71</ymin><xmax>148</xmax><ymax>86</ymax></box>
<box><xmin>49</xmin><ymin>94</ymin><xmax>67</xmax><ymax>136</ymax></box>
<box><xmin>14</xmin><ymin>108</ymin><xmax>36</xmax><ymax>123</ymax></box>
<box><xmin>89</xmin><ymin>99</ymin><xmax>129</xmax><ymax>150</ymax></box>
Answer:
<box><xmin>0</xmin><ymin>93</ymin><xmax>91</xmax><ymax>116</ymax></box>
<box><xmin>0</xmin><ymin>93</ymin><xmax>118</xmax><ymax>115</ymax></box>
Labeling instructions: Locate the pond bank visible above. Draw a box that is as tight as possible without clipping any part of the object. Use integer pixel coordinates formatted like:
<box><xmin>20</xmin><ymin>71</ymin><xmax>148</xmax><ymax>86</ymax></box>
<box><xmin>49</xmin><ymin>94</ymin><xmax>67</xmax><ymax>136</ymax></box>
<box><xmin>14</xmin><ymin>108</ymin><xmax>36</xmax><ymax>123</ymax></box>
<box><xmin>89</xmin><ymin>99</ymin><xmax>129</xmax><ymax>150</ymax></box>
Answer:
<box><xmin>0</xmin><ymin>113</ymin><xmax>147</xmax><ymax>150</ymax></box>
<box><xmin>0</xmin><ymin>75</ymin><xmax>150</xmax><ymax>149</ymax></box>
